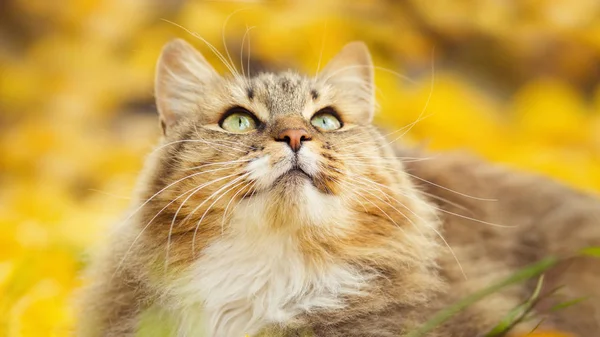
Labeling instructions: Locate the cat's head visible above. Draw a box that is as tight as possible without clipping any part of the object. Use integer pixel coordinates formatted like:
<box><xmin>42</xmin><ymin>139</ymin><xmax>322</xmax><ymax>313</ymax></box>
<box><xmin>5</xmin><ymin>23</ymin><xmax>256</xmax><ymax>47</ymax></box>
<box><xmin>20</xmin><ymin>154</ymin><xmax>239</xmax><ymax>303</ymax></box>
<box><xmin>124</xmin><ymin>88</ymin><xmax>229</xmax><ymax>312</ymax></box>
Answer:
<box><xmin>141</xmin><ymin>39</ymin><xmax>435</xmax><ymax>267</ymax></box>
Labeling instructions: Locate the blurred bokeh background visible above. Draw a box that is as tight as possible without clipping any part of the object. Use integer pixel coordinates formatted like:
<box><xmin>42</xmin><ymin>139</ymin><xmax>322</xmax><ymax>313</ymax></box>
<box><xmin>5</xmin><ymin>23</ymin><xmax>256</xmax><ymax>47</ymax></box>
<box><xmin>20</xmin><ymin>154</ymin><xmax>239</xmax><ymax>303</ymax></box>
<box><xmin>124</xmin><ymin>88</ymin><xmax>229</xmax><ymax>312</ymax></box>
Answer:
<box><xmin>1</xmin><ymin>0</ymin><xmax>599</xmax><ymax>335</ymax></box>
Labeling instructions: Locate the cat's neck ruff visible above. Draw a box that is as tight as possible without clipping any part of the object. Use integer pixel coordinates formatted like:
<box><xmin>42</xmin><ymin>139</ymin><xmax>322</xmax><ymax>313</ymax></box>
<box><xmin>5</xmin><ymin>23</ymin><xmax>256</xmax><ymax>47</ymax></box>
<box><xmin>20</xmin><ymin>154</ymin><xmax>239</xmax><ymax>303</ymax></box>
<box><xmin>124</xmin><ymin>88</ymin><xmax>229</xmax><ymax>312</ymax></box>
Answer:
<box><xmin>168</xmin><ymin>189</ymin><xmax>371</xmax><ymax>336</ymax></box>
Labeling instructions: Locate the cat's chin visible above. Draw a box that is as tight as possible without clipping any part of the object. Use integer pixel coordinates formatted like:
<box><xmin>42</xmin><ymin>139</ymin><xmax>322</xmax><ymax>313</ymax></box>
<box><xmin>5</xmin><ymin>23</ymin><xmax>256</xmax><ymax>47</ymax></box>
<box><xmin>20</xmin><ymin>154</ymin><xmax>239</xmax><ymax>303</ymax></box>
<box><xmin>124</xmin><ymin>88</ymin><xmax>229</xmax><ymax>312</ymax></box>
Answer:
<box><xmin>256</xmin><ymin>168</ymin><xmax>315</xmax><ymax>200</ymax></box>
<box><xmin>241</xmin><ymin>170</ymin><xmax>312</xmax><ymax>201</ymax></box>
<box><xmin>274</xmin><ymin>168</ymin><xmax>312</xmax><ymax>186</ymax></box>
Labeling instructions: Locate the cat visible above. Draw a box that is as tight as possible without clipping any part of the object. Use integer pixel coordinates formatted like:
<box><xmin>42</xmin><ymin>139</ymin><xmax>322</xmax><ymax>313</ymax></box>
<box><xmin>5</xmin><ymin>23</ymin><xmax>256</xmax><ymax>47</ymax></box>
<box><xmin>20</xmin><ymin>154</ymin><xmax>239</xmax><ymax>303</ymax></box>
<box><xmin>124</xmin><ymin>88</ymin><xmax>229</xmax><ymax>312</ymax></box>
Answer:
<box><xmin>76</xmin><ymin>39</ymin><xmax>600</xmax><ymax>336</ymax></box>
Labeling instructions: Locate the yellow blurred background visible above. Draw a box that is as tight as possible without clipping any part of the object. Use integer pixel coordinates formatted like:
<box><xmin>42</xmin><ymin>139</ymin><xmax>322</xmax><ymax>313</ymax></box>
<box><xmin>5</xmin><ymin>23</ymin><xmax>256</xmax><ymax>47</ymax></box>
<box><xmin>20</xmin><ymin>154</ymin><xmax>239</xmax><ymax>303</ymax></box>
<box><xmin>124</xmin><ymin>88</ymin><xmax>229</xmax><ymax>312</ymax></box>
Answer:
<box><xmin>1</xmin><ymin>0</ymin><xmax>599</xmax><ymax>336</ymax></box>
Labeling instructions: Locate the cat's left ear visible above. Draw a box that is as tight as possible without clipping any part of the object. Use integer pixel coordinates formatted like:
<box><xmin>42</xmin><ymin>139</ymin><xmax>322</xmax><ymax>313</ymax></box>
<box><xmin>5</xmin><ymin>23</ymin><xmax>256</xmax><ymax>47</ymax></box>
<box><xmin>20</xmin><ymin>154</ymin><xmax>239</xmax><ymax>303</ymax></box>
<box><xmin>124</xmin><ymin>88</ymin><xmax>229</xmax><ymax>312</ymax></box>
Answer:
<box><xmin>317</xmin><ymin>41</ymin><xmax>375</xmax><ymax>123</ymax></box>
<box><xmin>155</xmin><ymin>39</ymin><xmax>219</xmax><ymax>135</ymax></box>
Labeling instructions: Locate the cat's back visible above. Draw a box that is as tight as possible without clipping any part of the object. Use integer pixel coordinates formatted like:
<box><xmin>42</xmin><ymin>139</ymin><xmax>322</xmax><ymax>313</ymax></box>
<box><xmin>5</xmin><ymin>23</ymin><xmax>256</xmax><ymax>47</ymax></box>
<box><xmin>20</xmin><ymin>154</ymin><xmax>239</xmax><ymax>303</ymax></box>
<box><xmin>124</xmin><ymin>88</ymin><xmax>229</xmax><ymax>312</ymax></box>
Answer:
<box><xmin>399</xmin><ymin>147</ymin><xmax>600</xmax><ymax>335</ymax></box>
<box><xmin>399</xmin><ymin>148</ymin><xmax>600</xmax><ymax>254</ymax></box>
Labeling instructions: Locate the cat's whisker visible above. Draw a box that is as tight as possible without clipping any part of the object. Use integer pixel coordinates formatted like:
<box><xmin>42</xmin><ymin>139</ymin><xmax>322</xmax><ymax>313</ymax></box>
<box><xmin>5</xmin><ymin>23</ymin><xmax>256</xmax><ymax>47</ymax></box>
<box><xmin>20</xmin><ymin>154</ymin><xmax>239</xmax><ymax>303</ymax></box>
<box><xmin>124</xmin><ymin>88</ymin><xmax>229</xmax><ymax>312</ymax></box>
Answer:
<box><xmin>196</xmin><ymin>143</ymin><xmax>252</xmax><ymax>155</ymax></box>
<box><xmin>107</xmin><ymin>165</ymin><xmax>240</xmax><ymax>247</ymax></box>
<box><xmin>335</xmin><ymin>128</ymin><xmax>396</xmax><ymax>148</ymax></box>
<box><xmin>336</xmin><ymin>153</ymin><xmax>496</xmax><ymax>203</ymax></box>
<box><xmin>336</xmin><ymin>160</ymin><xmax>429</xmax><ymax>173</ymax></box>
<box><xmin>194</xmin><ymin>134</ymin><xmax>255</xmax><ymax>147</ymax></box>
<box><xmin>329</xmin><ymin>177</ymin><xmax>369</xmax><ymax>214</ymax></box>
<box><xmin>179</xmin><ymin>144</ymin><xmax>244</xmax><ymax>159</ymax></box>
<box><xmin>148</xmin><ymin>139</ymin><xmax>204</xmax><ymax>156</ymax></box>
<box><xmin>355</xmin><ymin>174</ymin><xmax>512</xmax><ymax>228</ymax></box>
<box><xmin>374</xmin><ymin>48</ymin><xmax>436</xmax><ymax>150</ymax></box>
<box><xmin>350</xmin><ymin>178</ymin><xmax>467</xmax><ymax>280</ymax></box>
<box><xmin>338</xmin><ymin>111</ymin><xmax>434</xmax><ymax>152</ymax></box>
<box><xmin>330</xmin><ymin>112</ymin><xmax>432</xmax><ymax>151</ymax></box>
<box><xmin>354</xmin><ymin>192</ymin><xmax>407</xmax><ymax>233</ymax></box>
<box><xmin>195</xmin><ymin>126</ymin><xmax>255</xmax><ymax>149</ymax></box>
<box><xmin>372</xmin><ymin>65</ymin><xmax>419</xmax><ymax>84</ymax></box>
<box><xmin>341</xmin><ymin>174</ymin><xmax>397</xmax><ymax>206</ymax></box>
<box><xmin>162</xmin><ymin>19</ymin><xmax>240</xmax><ymax>79</ymax></box>
<box><xmin>169</xmin><ymin>171</ymin><xmax>245</xmax><ymax>235</ymax></box>
<box><xmin>415</xmin><ymin>190</ymin><xmax>476</xmax><ymax>216</ymax></box>
<box><xmin>112</xmin><ymin>181</ymin><xmax>206</xmax><ymax>281</ymax></box>
<box><xmin>334</xmin><ymin>155</ymin><xmax>434</xmax><ymax>164</ymax></box>
<box><xmin>319</xmin><ymin>64</ymin><xmax>416</xmax><ymax>85</ymax></box>
<box><xmin>383</xmin><ymin>48</ymin><xmax>436</xmax><ymax>146</ymax></box>
<box><xmin>320</xmin><ymin>157</ymin><xmax>415</xmax><ymax>182</ymax></box>
<box><xmin>247</xmin><ymin>25</ymin><xmax>252</xmax><ymax>76</ymax></box>
<box><xmin>222</xmin><ymin>179</ymin><xmax>259</xmax><ymax>233</ymax></box>
<box><xmin>183</xmin><ymin>158</ymin><xmax>252</xmax><ymax>172</ymax></box>
<box><xmin>314</xmin><ymin>21</ymin><xmax>327</xmax><ymax>76</ymax></box>
<box><xmin>349</xmin><ymin>185</ymin><xmax>425</xmax><ymax>250</ymax></box>
<box><xmin>190</xmin><ymin>175</ymin><xmax>251</xmax><ymax>257</ymax></box>
<box><xmin>403</xmin><ymin>172</ymin><xmax>497</xmax><ymax>202</ymax></box>
<box><xmin>350</xmin><ymin>175</ymin><xmax>439</xmax><ymax>224</ymax></box>
<box><xmin>337</xmin><ymin>177</ymin><xmax>447</xmax><ymax>276</ymax></box>
<box><xmin>87</xmin><ymin>189</ymin><xmax>131</xmax><ymax>200</ymax></box>
<box><xmin>192</xmin><ymin>138</ymin><xmax>256</xmax><ymax>152</ymax></box>
<box><xmin>166</xmin><ymin>172</ymin><xmax>248</xmax><ymax>269</ymax></box>
<box><xmin>324</xmin><ymin>133</ymin><xmax>372</xmax><ymax>148</ymax></box>
<box><xmin>350</xmin><ymin>184</ymin><xmax>408</xmax><ymax>234</ymax></box>
<box><xmin>382</xmin><ymin>112</ymin><xmax>433</xmax><ymax>146</ymax></box>
<box><xmin>182</xmin><ymin>172</ymin><xmax>250</xmax><ymax>233</ymax></box>
<box><xmin>222</xmin><ymin>8</ymin><xmax>250</xmax><ymax>78</ymax></box>
<box><xmin>333</xmin><ymin>51</ymin><xmax>436</xmax><ymax>152</ymax></box>
<box><xmin>351</xmin><ymin>183</ymin><xmax>430</xmax><ymax>255</ymax></box>
<box><xmin>327</xmin><ymin>76</ymin><xmax>386</xmax><ymax>99</ymax></box>
<box><xmin>434</xmin><ymin>206</ymin><xmax>515</xmax><ymax>228</ymax></box>
<box><xmin>189</xmin><ymin>136</ymin><xmax>252</xmax><ymax>153</ymax></box>
<box><xmin>152</xmin><ymin>139</ymin><xmax>251</xmax><ymax>159</ymax></box>
<box><xmin>220</xmin><ymin>179</ymin><xmax>257</xmax><ymax>234</ymax></box>
<box><xmin>240</xmin><ymin>25</ymin><xmax>256</xmax><ymax>77</ymax></box>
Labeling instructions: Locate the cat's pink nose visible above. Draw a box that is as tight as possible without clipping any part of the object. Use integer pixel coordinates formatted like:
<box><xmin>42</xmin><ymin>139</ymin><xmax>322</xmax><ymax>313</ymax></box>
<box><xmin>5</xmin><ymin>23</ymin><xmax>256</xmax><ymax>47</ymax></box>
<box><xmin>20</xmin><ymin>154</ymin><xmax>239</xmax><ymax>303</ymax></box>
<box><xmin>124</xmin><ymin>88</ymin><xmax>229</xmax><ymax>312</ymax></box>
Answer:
<box><xmin>276</xmin><ymin>128</ymin><xmax>311</xmax><ymax>152</ymax></box>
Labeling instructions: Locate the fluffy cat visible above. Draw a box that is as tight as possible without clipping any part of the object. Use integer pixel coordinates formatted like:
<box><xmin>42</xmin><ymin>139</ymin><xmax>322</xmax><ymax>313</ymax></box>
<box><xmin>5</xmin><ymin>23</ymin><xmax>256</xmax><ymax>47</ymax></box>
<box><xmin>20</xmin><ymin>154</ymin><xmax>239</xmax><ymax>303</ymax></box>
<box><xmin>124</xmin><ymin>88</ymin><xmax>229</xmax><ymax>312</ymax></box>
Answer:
<box><xmin>77</xmin><ymin>39</ymin><xmax>600</xmax><ymax>336</ymax></box>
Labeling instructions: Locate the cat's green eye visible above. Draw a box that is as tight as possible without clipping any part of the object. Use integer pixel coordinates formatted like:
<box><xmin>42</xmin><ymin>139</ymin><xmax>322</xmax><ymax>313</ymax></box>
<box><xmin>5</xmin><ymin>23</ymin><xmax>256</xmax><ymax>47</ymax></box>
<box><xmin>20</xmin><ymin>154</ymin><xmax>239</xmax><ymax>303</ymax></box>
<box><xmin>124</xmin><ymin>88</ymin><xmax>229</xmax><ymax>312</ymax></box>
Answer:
<box><xmin>220</xmin><ymin>111</ymin><xmax>257</xmax><ymax>133</ymax></box>
<box><xmin>311</xmin><ymin>111</ymin><xmax>342</xmax><ymax>131</ymax></box>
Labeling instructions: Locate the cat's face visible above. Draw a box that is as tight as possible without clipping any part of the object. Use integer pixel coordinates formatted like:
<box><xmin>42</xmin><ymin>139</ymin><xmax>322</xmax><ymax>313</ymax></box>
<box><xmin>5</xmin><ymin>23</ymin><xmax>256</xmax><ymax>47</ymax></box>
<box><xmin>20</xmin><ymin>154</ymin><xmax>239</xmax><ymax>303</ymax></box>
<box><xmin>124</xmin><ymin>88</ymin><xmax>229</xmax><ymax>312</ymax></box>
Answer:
<box><xmin>141</xmin><ymin>39</ymin><xmax>425</xmax><ymax>267</ymax></box>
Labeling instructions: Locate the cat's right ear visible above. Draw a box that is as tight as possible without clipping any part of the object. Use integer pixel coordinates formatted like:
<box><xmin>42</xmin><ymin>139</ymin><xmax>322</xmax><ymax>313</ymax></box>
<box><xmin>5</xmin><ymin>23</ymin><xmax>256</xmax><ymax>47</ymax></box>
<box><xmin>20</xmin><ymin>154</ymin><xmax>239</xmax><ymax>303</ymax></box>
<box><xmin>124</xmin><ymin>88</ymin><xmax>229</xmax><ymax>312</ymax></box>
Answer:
<box><xmin>155</xmin><ymin>39</ymin><xmax>219</xmax><ymax>135</ymax></box>
<box><xmin>317</xmin><ymin>41</ymin><xmax>375</xmax><ymax>123</ymax></box>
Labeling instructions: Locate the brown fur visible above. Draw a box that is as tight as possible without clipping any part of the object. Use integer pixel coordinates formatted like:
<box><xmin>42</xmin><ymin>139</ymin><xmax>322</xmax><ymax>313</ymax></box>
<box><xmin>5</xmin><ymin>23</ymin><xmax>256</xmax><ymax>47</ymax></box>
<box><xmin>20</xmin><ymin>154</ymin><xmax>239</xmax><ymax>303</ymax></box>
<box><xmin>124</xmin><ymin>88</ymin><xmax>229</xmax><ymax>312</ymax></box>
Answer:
<box><xmin>76</xmin><ymin>40</ymin><xmax>600</xmax><ymax>336</ymax></box>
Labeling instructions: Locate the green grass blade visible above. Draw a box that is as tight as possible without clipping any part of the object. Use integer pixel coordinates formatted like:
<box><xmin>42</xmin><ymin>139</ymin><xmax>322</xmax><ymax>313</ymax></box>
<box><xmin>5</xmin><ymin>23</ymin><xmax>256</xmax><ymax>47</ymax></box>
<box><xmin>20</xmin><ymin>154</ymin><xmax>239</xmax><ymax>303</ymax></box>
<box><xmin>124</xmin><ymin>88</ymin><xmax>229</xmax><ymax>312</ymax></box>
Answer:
<box><xmin>402</xmin><ymin>257</ymin><xmax>559</xmax><ymax>337</ymax></box>
<box><xmin>485</xmin><ymin>275</ymin><xmax>545</xmax><ymax>336</ymax></box>
<box><xmin>580</xmin><ymin>247</ymin><xmax>600</xmax><ymax>257</ymax></box>
<box><xmin>550</xmin><ymin>297</ymin><xmax>589</xmax><ymax>312</ymax></box>
<box><xmin>527</xmin><ymin>318</ymin><xmax>546</xmax><ymax>334</ymax></box>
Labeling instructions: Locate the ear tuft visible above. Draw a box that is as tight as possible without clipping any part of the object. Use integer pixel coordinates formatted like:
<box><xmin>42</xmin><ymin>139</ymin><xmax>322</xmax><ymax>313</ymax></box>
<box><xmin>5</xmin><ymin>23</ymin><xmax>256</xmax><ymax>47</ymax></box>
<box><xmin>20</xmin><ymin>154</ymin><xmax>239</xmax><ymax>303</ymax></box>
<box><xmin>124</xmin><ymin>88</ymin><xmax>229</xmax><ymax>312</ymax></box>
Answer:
<box><xmin>318</xmin><ymin>41</ymin><xmax>375</xmax><ymax>122</ymax></box>
<box><xmin>155</xmin><ymin>39</ymin><xmax>218</xmax><ymax>134</ymax></box>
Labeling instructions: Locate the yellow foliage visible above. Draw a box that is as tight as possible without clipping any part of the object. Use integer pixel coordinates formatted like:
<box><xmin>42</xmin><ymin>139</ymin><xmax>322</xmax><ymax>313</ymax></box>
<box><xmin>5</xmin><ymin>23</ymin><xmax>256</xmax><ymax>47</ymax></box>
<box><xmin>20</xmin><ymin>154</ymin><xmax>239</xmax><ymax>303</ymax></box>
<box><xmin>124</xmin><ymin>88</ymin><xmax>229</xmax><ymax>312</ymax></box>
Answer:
<box><xmin>1</xmin><ymin>0</ymin><xmax>599</xmax><ymax>336</ymax></box>
<box><xmin>515</xmin><ymin>332</ymin><xmax>574</xmax><ymax>337</ymax></box>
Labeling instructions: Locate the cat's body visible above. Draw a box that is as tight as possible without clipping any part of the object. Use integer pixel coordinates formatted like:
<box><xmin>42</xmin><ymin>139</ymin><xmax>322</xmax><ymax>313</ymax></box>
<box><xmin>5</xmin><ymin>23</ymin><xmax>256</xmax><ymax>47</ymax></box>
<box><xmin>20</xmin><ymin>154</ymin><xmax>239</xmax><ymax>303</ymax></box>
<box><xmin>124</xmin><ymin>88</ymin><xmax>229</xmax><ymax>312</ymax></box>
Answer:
<box><xmin>77</xmin><ymin>40</ymin><xmax>600</xmax><ymax>336</ymax></box>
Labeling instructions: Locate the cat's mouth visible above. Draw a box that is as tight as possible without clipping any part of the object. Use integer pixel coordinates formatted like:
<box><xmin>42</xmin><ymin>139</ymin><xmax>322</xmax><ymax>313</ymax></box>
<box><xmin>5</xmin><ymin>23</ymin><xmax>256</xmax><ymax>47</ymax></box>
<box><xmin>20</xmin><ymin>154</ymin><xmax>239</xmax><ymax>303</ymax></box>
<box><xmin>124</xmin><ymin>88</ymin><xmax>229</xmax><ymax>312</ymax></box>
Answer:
<box><xmin>243</xmin><ymin>155</ymin><xmax>322</xmax><ymax>199</ymax></box>
<box><xmin>242</xmin><ymin>167</ymin><xmax>313</xmax><ymax>200</ymax></box>
<box><xmin>275</xmin><ymin>167</ymin><xmax>312</xmax><ymax>184</ymax></box>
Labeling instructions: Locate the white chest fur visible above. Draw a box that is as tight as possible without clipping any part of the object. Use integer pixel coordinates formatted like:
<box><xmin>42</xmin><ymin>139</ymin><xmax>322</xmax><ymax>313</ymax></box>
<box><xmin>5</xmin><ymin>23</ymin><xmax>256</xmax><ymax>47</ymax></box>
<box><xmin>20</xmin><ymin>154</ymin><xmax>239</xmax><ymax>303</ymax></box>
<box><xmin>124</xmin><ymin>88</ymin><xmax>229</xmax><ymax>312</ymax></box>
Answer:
<box><xmin>167</xmin><ymin>195</ymin><xmax>369</xmax><ymax>337</ymax></box>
